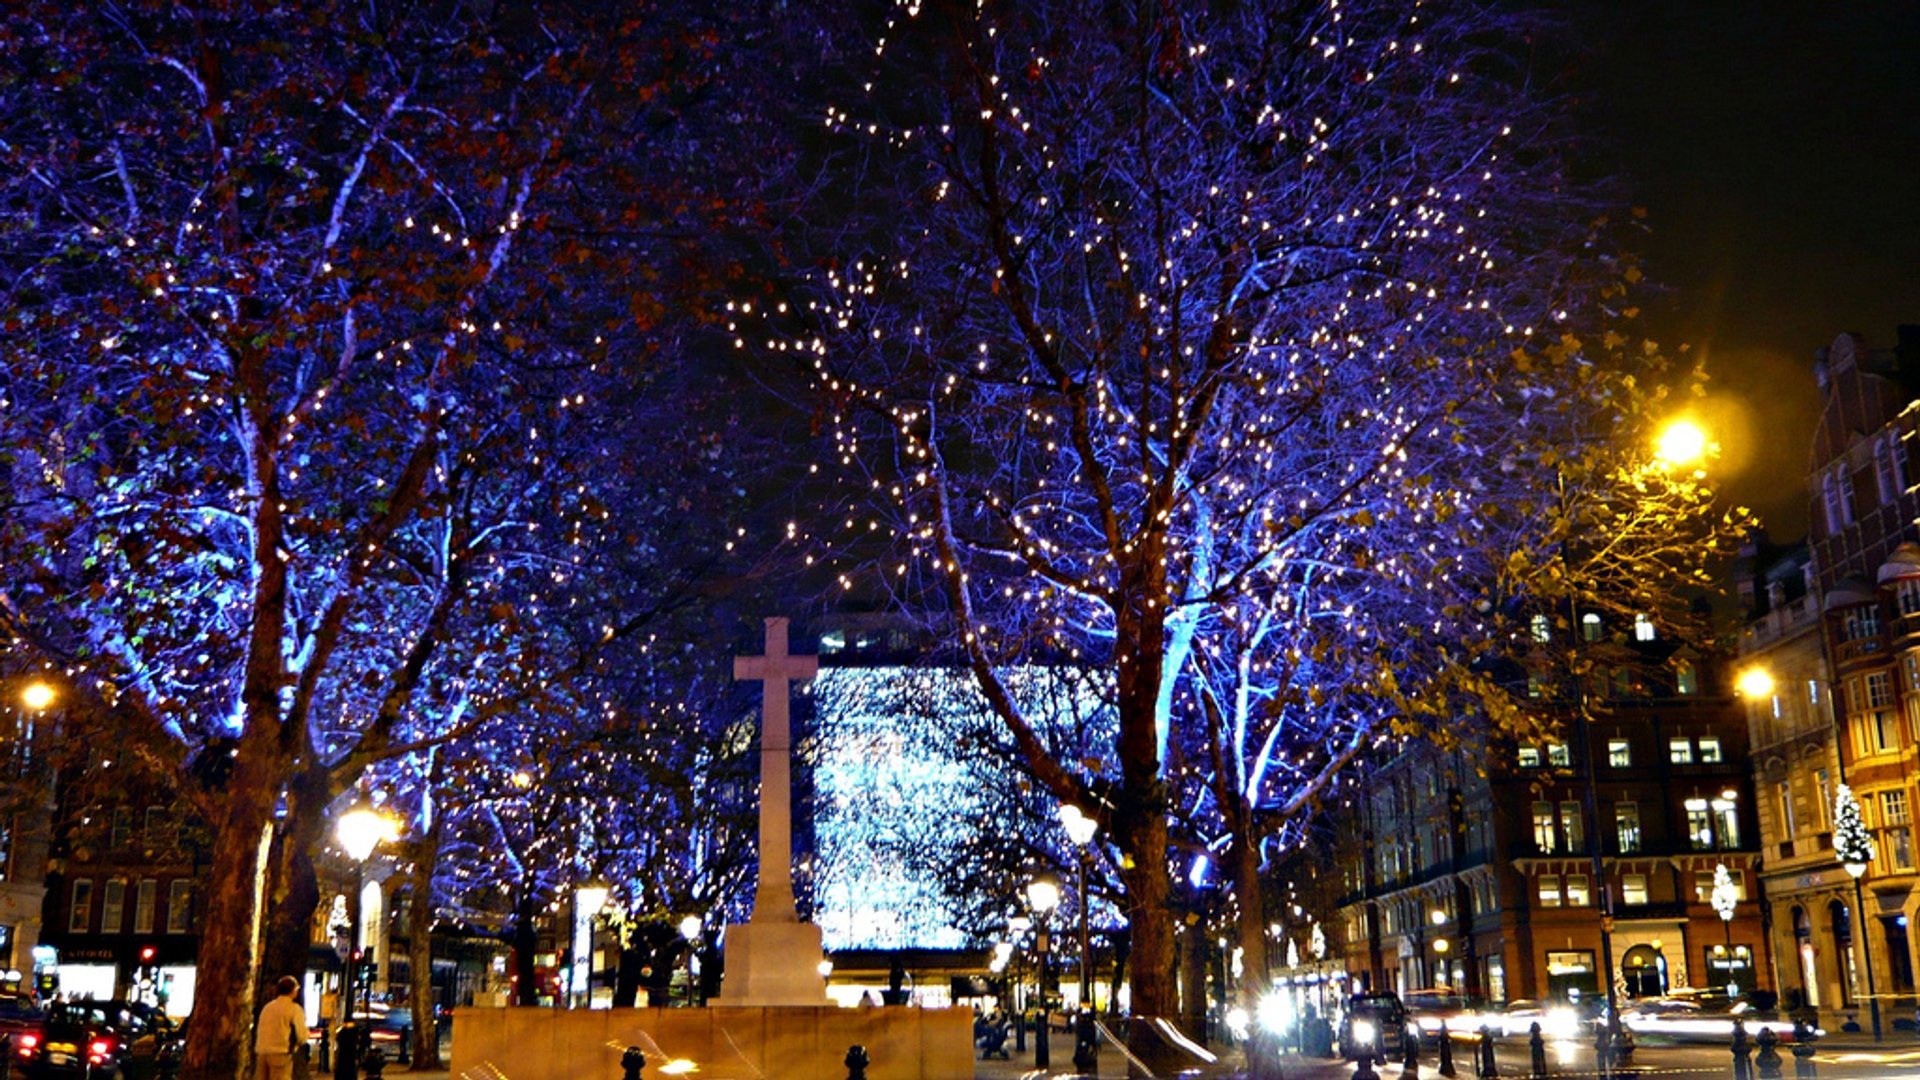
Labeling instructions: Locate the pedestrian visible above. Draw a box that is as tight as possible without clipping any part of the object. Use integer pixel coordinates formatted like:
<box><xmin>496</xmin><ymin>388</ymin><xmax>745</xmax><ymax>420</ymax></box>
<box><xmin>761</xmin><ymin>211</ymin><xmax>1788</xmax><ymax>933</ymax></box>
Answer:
<box><xmin>254</xmin><ymin>976</ymin><xmax>311</xmax><ymax>1080</ymax></box>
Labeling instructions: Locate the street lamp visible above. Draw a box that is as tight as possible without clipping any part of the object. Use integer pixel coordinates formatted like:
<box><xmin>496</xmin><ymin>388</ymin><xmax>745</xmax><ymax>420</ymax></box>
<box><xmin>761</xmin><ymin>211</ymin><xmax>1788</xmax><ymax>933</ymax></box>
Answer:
<box><xmin>19</xmin><ymin>680</ymin><xmax>56</xmax><ymax>711</ymax></box>
<box><xmin>574</xmin><ymin>879</ymin><xmax>610</xmax><ymax>1009</ymax></box>
<box><xmin>1653</xmin><ymin>417</ymin><xmax>1710</xmax><ymax>468</ymax></box>
<box><xmin>1026</xmin><ymin>873</ymin><xmax>1061</xmax><ymax>1069</ymax></box>
<box><xmin>1833</xmin><ymin>783</ymin><xmax>1881</xmax><ymax>1040</ymax></box>
<box><xmin>336</xmin><ymin>801</ymin><xmax>398</xmax><ymax>1031</ymax></box>
<box><xmin>1708</xmin><ymin>863</ymin><xmax>1739</xmax><ymax>996</ymax></box>
<box><xmin>1059</xmin><ymin>804</ymin><xmax>1100</xmax><ymax>1070</ymax></box>
<box><xmin>679</xmin><ymin>915</ymin><xmax>703</xmax><ymax>1007</ymax></box>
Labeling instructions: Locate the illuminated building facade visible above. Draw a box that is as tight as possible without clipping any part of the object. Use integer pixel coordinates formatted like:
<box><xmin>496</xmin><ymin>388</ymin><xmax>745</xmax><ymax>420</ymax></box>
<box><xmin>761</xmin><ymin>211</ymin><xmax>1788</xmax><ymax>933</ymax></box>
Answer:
<box><xmin>1333</xmin><ymin>634</ymin><xmax>1766</xmax><ymax>1005</ymax></box>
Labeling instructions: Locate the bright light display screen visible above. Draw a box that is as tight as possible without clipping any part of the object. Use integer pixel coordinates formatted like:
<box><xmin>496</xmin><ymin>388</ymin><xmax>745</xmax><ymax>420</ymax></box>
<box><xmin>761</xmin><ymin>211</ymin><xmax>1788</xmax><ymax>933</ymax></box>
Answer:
<box><xmin>807</xmin><ymin>665</ymin><xmax>1109</xmax><ymax>951</ymax></box>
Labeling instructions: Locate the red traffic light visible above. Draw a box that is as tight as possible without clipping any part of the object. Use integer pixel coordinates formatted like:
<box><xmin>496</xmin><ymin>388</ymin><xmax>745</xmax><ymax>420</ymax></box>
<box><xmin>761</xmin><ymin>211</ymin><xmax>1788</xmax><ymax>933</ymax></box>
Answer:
<box><xmin>139</xmin><ymin>947</ymin><xmax>156</xmax><ymax>963</ymax></box>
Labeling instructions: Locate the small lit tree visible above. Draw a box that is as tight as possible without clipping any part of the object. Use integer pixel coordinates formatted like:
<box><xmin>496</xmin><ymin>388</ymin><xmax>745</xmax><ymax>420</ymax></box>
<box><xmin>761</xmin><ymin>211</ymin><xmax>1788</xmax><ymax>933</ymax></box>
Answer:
<box><xmin>1834</xmin><ymin>783</ymin><xmax>1875</xmax><ymax>872</ymax></box>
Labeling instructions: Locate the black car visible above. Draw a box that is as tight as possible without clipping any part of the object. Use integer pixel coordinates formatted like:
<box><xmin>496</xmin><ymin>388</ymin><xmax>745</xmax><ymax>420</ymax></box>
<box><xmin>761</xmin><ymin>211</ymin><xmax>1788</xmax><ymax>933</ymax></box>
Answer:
<box><xmin>1338</xmin><ymin>992</ymin><xmax>1412</xmax><ymax>1061</ymax></box>
<box><xmin>13</xmin><ymin>999</ymin><xmax>174</xmax><ymax>1078</ymax></box>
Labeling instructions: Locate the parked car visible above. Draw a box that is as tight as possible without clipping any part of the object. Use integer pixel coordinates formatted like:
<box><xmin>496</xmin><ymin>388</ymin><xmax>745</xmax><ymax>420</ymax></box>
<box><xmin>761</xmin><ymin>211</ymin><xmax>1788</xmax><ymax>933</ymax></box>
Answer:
<box><xmin>1</xmin><ymin>992</ymin><xmax>45</xmax><ymax>1039</ymax></box>
<box><xmin>12</xmin><ymin>999</ymin><xmax>175</xmax><ymax>1078</ymax></box>
<box><xmin>1338</xmin><ymin>992</ymin><xmax>1411</xmax><ymax>1061</ymax></box>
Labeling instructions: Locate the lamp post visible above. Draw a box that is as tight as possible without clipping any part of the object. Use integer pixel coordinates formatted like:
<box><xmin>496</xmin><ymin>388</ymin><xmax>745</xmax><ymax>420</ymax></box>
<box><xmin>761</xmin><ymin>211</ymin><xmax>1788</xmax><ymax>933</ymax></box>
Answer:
<box><xmin>1709</xmin><ymin>863</ymin><xmax>1740</xmax><ymax>996</ymax></box>
<box><xmin>1026</xmin><ymin>873</ymin><xmax>1061</xmax><ymax>1069</ymax></box>
<box><xmin>336</xmin><ymin>801</ymin><xmax>397</xmax><ymax>1037</ymax></box>
<box><xmin>1834</xmin><ymin>783</ymin><xmax>1881</xmax><ymax>1040</ymax></box>
<box><xmin>1060</xmin><ymin>805</ymin><xmax>1100</xmax><ymax>1071</ymax></box>
<box><xmin>679</xmin><ymin>915</ymin><xmax>703</xmax><ymax>1007</ymax></box>
<box><xmin>573</xmin><ymin>879</ymin><xmax>610</xmax><ymax>1009</ymax></box>
<box><xmin>18</xmin><ymin>680</ymin><xmax>56</xmax><ymax>712</ymax></box>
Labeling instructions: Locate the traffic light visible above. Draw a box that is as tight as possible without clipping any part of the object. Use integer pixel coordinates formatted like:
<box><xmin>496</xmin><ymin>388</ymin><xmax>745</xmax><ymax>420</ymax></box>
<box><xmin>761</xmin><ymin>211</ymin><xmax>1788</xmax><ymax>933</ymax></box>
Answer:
<box><xmin>139</xmin><ymin>946</ymin><xmax>157</xmax><ymax>964</ymax></box>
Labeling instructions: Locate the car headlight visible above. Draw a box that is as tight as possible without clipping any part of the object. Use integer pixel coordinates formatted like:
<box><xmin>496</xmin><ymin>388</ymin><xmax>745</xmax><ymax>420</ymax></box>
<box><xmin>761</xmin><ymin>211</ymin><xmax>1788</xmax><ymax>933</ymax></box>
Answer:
<box><xmin>1353</xmin><ymin>1019</ymin><xmax>1377</xmax><ymax>1046</ymax></box>
<box><xmin>1418</xmin><ymin>1016</ymin><xmax>1443</xmax><ymax>1032</ymax></box>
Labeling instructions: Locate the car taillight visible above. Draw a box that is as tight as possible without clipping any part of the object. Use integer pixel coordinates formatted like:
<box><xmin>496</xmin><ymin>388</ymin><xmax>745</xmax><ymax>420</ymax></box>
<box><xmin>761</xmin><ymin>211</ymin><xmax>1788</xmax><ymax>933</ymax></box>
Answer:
<box><xmin>16</xmin><ymin>1032</ymin><xmax>38</xmax><ymax>1056</ymax></box>
<box><xmin>89</xmin><ymin>1037</ymin><xmax>114</xmax><ymax>1056</ymax></box>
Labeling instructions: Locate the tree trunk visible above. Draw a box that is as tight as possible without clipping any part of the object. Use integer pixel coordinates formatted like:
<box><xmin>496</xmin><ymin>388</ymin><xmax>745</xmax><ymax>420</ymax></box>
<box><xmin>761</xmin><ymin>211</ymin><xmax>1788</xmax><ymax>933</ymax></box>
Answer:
<box><xmin>511</xmin><ymin>884</ymin><xmax>539</xmax><ymax>1006</ymax></box>
<box><xmin>258</xmin><ymin>767</ymin><xmax>332</xmax><ymax>1005</ymax></box>
<box><xmin>178</xmin><ymin>735</ymin><xmax>280</xmax><ymax>1080</ymax></box>
<box><xmin>1178</xmin><ymin>923</ymin><xmax>1209</xmax><ymax>1043</ymax></box>
<box><xmin>612</xmin><ymin>941</ymin><xmax>645</xmax><ymax>1008</ymax></box>
<box><xmin>406</xmin><ymin>825</ymin><xmax>443</xmax><ymax>1069</ymax></box>
<box><xmin>1118</xmin><ymin>804</ymin><xmax>1180</xmax><ymax>1073</ymax></box>
<box><xmin>1229</xmin><ymin>823</ymin><xmax>1271</xmax><ymax>1013</ymax></box>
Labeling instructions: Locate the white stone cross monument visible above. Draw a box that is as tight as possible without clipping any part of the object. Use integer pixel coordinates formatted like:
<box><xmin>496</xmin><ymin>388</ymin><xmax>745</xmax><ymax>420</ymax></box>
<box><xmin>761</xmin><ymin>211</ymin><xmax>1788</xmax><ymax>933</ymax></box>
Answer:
<box><xmin>716</xmin><ymin>616</ymin><xmax>829</xmax><ymax>1006</ymax></box>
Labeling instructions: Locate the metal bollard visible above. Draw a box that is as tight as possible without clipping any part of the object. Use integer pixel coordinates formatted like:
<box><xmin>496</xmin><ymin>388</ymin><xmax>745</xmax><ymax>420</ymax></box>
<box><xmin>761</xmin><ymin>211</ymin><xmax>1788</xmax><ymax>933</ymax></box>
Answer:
<box><xmin>1478</xmin><ymin>1026</ymin><xmax>1499</xmax><ymax>1078</ymax></box>
<box><xmin>1439</xmin><ymin>1028</ymin><xmax>1456</xmax><ymax>1077</ymax></box>
<box><xmin>1014</xmin><ymin>1010</ymin><xmax>1027</xmax><ymax>1053</ymax></box>
<box><xmin>2</xmin><ymin>1032</ymin><xmax>11</xmax><ymax>1080</ymax></box>
<box><xmin>620</xmin><ymin>1045</ymin><xmax>646</xmax><ymax>1080</ymax></box>
<box><xmin>1755</xmin><ymin>1028</ymin><xmax>1783</xmax><ymax>1080</ymax></box>
<box><xmin>1354</xmin><ymin>1048</ymin><xmax>1381</xmax><ymax>1080</ymax></box>
<box><xmin>333</xmin><ymin>1023</ymin><xmax>361</xmax><ymax>1080</ymax></box>
<box><xmin>1791</xmin><ymin>1018</ymin><xmax>1818</xmax><ymax>1079</ymax></box>
<box><xmin>1732</xmin><ymin>1018</ymin><xmax>1752</xmax><ymax>1080</ymax></box>
<box><xmin>316</xmin><ymin>1019</ymin><xmax>331</xmax><ymax>1072</ymax></box>
<box><xmin>1528</xmin><ymin>1022</ymin><xmax>1546</xmax><ymax>1077</ymax></box>
<box><xmin>1033</xmin><ymin>1009</ymin><xmax>1049</xmax><ymax>1069</ymax></box>
<box><xmin>844</xmin><ymin>1043</ymin><xmax>870</xmax><ymax>1080</ymax></box>
<box><xmin>361</xmin><ymin>1045</ymin><xmax>387</xmax><ymax>1080</ymax></box>
<box><xmin>397</xmin><ymin>1026</ymin><xmax>411</xmax><ymax>1066</ymax></box>
<box><xmin>1404</xmin><ymin>1029</ymin><xmax>1421</xmax><ymax>1077</ymax></box>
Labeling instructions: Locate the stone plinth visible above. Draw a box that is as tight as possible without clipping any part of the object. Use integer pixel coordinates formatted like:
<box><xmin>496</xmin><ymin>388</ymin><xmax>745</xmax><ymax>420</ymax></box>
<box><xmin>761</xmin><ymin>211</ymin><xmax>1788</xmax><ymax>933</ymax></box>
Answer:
<box><xmin>449</xmin><ymin>1004</ymin><xmax>973</xmax><ymax>1080</ymax></box>
<box><xmin>714</xmin><ymin>919</ymin><xmax>831</xmax><ymax>1006</ymax></box>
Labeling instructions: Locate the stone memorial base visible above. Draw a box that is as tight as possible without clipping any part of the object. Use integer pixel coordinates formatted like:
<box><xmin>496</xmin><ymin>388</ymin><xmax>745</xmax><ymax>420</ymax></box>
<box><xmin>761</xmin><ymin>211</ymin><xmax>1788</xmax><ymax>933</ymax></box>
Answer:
<box><xmin>449</xmin><ymin>1004</ymin><xmax>974</xmax><ymax>1080</ymax></box>
<box><xmin>714</xmin><ymin>918</ymin><xmax>829</xmax><ymax>1007</ymax></box>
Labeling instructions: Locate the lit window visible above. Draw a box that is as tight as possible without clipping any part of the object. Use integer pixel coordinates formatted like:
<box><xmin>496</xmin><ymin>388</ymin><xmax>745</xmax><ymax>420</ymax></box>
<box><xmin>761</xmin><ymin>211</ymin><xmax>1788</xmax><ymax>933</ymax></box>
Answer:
<box><xmin>1518</xmin><ymin>746</ymin><xmax>1542</xmax><ymax>768</ymax></box>
<box><xmin>70</xmin><ymin>879</ymin><xmax>94</xmax><ymax>933</ymax></box>
<box><xmin>1634</xmin><ymin>613</ymin><xmax>1655</xmax><ymax>642</ymax></box>
<box><xmin>101</xmin><ymin>879</ymin><xmax>126</xmax><ymax>935</ymax></box>
<box><xmin>1886</xmin><ymin>791</ymin><xmax>1914</xmax><ymax>871</ymax></box>
<box><xmin>1776</xmin><ymin>781</ymin><xmax>1797</xmax><ymax>838</ymax></box>
<box><xmin>1616</xmin><ymin>802</ymin><xmax>1642</xmax><ymax>853</ymax></box>
<box><xmin>1845</xmin><ymin>606</ymin><xmax>1882</xmax><ymax>643</ymax></box>
<box><xmin>1582</xmin><ymin>613</ymin><xmax>1603</xmax><ymax>642</ymax></box>
<box><xmin>1675</xmin><ymin>661</ymin><xmax>1698</xmax><ymax>695</ymax></box>
<box><xmin>1565</xmin><ymin>874</ymin><xmax>1591</xmax><ymax>907</ymax></box>
<box><xmin>1531</xmin><ymin>614</ymin><xmax>1552</xmax><ymax>643</ymax></box>
<box><xmin>1527</xmin><ymin>673</ymin><xmax>1549</xmax><ymax>699</ymax></box>
<box><xmin>1685</xmin><ymin>798</ymin><xmax>1714</xmax><ymax>850</ymax></box>
<box><xmin>1867</xmin><ymin>672</ymin><xmax>1896</xmax><ymax>708</ymax></box>
<box><xmin>1699</xmin><ymin>737</ymin><xmax>1724</xmax><ymax>764</ymax></box>
<box><xmin>1548</xmin><ymin>744</ymin><xmax>1571</xmax><ymax>767</ymax></box>
<box><xmin>1669</xmin><ymin>738</ymin><xmax>1694</xmax><ymax>764</ymax></box>
<box><xmin>1621</xmin><ymin>874</ymin><xmax>1649</xmax><ymax>906</ymax></box>
<box><xmin>1608</xmin><ymin>739</ymin><xmax>1631</xmax><ymax>767</ymax></box>
<box><xmin>1538</xmin><ymin>875</ymin><xmax>1561</xmax><ymax>908</ymax></box>
<box><xmin>1712</xmin><ymin>797</ymin><xmax>1741</xmax><ymax>848</ymax></box>
<box><xmin>1560</xmin><ymin>802</ymin><xmax>1584</xmax><ymax>852</ymax></box>
<box><xmin>1532</xmin><ymin>802</ymin><xmax>1557</xmax><ymax>852</ymax></box>
<box><xmin>1900</xmin><ymin>579</ymin><xmax>1920</xmax><ymax>617</ymax></box>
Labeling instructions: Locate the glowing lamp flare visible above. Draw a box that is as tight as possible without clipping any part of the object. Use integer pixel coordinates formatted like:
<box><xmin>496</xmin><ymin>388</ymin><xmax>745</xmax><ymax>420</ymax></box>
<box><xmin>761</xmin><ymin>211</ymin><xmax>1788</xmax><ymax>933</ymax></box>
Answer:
<box><xmin>20</xmin><ymin>680</ymin><xmax>56</xmax><ymax>711</ymax></box>
<box><xmin>1025</xmin><ymin>875</ymin><xmax>1061</xmax><ymax>915</ymax></box>
<box><xmin>576</xmin><ymin>879</ymin><xmax>612</xmax><ymax>916</ymax></box>
<box><xmin>679</xmin><ymin>915</ymin><xmax>703</xmax><ymax>942</ymax></box>
<box><xmin>1653</xmin><ymin>417</ymin><xmax>1711</xmax><ymax>467</ymax></box>
<box><xmin>336</xmin><ymin>803</ymin><xmax>399</xmax><ymax>862</ymax></box>
<box><xmin>1735</xmin><ymin>667</ymin><xmax>1775</xmax><ymax>700</ymax></box>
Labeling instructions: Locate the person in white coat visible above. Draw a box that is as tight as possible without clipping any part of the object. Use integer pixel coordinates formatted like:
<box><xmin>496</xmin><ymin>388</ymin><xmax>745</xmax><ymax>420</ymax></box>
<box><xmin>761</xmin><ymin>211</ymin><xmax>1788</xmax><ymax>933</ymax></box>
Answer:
<box><xmin>254</xmin><ymin>976</ymin><xmax>311</xmax><ymax>1080</ymax></box>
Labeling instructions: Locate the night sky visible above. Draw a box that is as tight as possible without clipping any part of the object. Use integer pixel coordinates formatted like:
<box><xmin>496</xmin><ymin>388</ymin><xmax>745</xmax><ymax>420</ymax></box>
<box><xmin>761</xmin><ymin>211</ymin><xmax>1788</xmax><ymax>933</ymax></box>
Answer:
<box><xmin>1576</xmin><ymin>0</ymin><xmax>1920</xmax><ymax>537</ymax></box>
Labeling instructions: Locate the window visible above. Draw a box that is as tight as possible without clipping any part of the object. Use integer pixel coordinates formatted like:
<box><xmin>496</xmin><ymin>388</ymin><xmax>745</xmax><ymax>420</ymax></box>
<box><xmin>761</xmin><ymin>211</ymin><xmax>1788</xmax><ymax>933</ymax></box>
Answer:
<box><xmin>1676</xmin><ymin>661</ymin><xmax>1699</xmax><ymax>695</ymax></box>
<box><xmin>1633</xmin><ymin>613</ymin><xmax>1656</xmax><ymax>642</ymax></box>
<box><xmin>1527</xmin><ymin>673</ymin><xmax>1549</xmax><ymax>699</ymax></box>
<box><xmin>1867</xmin><ymin>672</ymin><xmax>1896</xmax><ymax>708</ymax></box>
<box><xmin>1670</xmin><ymin>738</ymin><xmax>1695</xmax><ymax>764</ymax></box>
<box><xmin>143</xmin><ymin>806</ymin><xmax>169</xmax><ymax>846</ymax></box>
<box><xmin>134</xmin><ymin>879</ymin><xmax>157</xmax><ymax>935</ymax></box>
<box><xmin>69</xmin><ymin>879</ymin><xmax>93</xmax><ymax>933</ymax></box>
<box><xmin>1560</xmin><ymin>801</ymin><xmax>1584</xmax><ymax>853</ymax></box>
<box><xmin>1699</xmin><ymin>736</ymin><xmax>1724</xmax><ymax>764</ymax></box>
<box><xmin>1608</xmin><ymin>740</ymin><xmax>1632</xmax><ymax>767</ymax></box>
<box><xmin>166</xmin><ymin>881</ymin><xmax>192</xmax><ymax>935</ymax></box>
<box><xmin>1565</xmin><ymin>874</ymin><xmax>1591</xmax><ymax>907</ymax></box>
<box><xmin>1713</xmin><ymin>797</ymin><xmax>1742</xmax><ymax>847</ymax></box>
<box><xmin>1864</xmin><ymin>710</ymin><xmax>1902</xmax><ymax>754</ymax></box>
<box><xmin>1817</xmin><ymin>770</ymin><xmax>1834</xmax><ymax>825</ymax></box>
<box><xmin>1616</xmin><ymin>802</ymin><xmax>1642</xmax><ymax>853</ymax></box>
<box><xmin>1845</xmin><ymin>606</ymin><xmax>1882</xmax><ymax>643</ymax></box>
<box><xmin>100</xmin><ymin>880</ymin><xmax>125</xmax><ymax>934</ymax></box>
<box><xmin>1531</xmin><ymin>614</ymin><xmax>1552</xmax><ymax>643</ymax></box>
<box><xmin>1810</xmin><ymin>679</ymin><xmax>1823</xmax><ymax>708</ymax></box>
<box><xmin>1548</xmin><ymin>744</ymin><xmax>1571</xmax><ymax>767</ymax></box>
<box><xmin>1686</xmin><ymin>798</ymin><xmax>1715</xmax><ymax>850</ymax></box>
<box><xmin>1582</xmin><ymin>613</ymin><xmax>1603</xmax><ymax>642</ymax></box>
<box><xmin>1533</xmin><ymin>802</ymin><xmax>1557</xmax><ymax>852</ymax></box>
<box><xmin>1621</xmin><ymin>874</ymin><xmax>1649</xmax><ymax>905</ymax></box>
<box><xmin>1823</xmin><ymin>468</ymin><xmax>1851</xmax><ymax>531</ymax></box>
<box><xmin>1538</xmin><ymin>875</ymin><xmax>1562</xmax><ymax>908</ymax></box>
<box><xmin>111</xmin><ymin>808</ymin><xmax>133</xmax><ymax>849</ymax></box>
<box><xmin>1777</xmin><ymin>781</ymin><xmax>1798</xmax><ymax>838</ymax></box>
<box><xmin>1885</xmin><ymin>791</ymin><xmax>1914</xmax><ymax>871</ymax></box>
<box><xmin>1876</xmin><ymin>431</ymin><xmax>1908</xmax><ymax>503</ymax></box>
<box><xmin>1901</xmin><ymin>580</ymin><xmax>1920</xmax><ymax>618</ymax></box>
<box><xmin>1518</xmin><ymin>746</ymin><xmax>1542</xmax><ymax>768</ymax></box>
